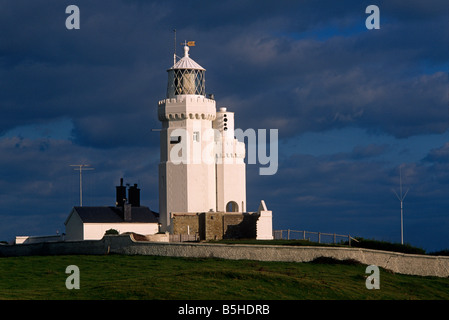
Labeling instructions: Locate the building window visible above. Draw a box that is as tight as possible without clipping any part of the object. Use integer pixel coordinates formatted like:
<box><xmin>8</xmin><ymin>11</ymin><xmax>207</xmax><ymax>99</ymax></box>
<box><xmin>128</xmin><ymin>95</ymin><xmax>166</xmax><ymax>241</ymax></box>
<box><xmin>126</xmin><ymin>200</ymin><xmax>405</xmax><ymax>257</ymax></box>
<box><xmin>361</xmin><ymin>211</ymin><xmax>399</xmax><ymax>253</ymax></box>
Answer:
<box><xmin>193</xmin><ymin>131</ymin><xmax>200</xmax><ymax>142</ymax></box>
<box><xmin>170</xmin><ymin>136</ymin><xmax>181</xmax><ymax>144</ymax></box>
<box><xmin>226</xmin><ymin>201</ymin><xmax>239</xmax><ymax>212</ymax></box>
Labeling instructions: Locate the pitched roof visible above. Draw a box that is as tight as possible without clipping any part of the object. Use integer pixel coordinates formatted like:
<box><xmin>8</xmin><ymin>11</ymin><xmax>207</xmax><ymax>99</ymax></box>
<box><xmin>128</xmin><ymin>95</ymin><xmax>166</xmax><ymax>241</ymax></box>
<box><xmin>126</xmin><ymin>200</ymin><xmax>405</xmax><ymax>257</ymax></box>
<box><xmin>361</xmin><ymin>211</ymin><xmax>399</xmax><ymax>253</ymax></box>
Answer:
<box><xmin>66</xmin><ymin>206</ymin><xmax>159</xmax><ymax>224</ymax></box>
<box><xmin>168</xmin><ymin>45</ymin><xmax>205</xmax><ymax>71</ymax></box>
<box><xmin>170</xmin><ymin>55</ymin><xmax>205</xmax><ymax>71</ymax></box>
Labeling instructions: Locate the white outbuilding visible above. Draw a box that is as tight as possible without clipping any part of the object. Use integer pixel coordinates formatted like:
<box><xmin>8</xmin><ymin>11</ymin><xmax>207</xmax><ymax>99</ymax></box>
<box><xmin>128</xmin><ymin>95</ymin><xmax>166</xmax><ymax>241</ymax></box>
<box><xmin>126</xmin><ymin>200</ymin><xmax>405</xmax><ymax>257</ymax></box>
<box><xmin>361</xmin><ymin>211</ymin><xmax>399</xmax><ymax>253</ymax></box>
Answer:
<box><xmin>64</xmin><ymin>206</ymin><xmax>159</xmax><ymax>241</ymax></box>
<box><xmin>64</xmin><ymin>179</ymin><xmax>159</xmax><ymax>241</ymax></box>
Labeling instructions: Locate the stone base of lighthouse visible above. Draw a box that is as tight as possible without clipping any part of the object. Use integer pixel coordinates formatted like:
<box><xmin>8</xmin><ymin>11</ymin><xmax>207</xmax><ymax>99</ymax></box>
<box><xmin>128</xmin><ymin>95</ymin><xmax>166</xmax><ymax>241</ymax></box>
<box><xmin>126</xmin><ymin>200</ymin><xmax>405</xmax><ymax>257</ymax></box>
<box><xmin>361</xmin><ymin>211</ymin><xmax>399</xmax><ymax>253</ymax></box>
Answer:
<box><xmin>170</xmin><ymin>201</ymin><xmax>273</xmax><ymax>241</ymax></box>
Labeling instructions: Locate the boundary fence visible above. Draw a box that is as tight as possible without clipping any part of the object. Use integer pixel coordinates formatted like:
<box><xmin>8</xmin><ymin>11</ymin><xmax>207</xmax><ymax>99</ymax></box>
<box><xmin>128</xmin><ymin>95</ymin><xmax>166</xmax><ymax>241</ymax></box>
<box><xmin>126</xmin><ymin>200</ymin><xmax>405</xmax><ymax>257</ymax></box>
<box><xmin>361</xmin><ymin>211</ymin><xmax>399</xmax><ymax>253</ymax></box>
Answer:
<box><xmin>273</xmin><ymin>229</ymin><xmax>358</xmax><ymax>246</ymax></box>
<box><xmin>169</xmin><ymin>230</ymin><xmax>359</xmax><ymax>246</ymax></box>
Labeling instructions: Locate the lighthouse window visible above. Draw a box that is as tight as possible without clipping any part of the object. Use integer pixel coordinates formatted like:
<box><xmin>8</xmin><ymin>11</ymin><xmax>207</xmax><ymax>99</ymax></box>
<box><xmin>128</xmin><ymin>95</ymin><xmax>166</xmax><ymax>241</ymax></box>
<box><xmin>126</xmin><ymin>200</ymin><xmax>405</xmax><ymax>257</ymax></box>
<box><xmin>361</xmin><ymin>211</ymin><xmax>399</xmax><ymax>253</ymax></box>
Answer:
<box><xmin>193</xmin><ymin>131</ymin><xmax>200</xmax><ymax>142</ymax></box>
<box><xmin>170</xmin><ymin>136</ymin><xmax>181</xmax><ymax>144</ymax></box>
<box><xmin>168</xmin><ymin>69</ymin><xmax>205</xmax><ymax>97</ymax></box>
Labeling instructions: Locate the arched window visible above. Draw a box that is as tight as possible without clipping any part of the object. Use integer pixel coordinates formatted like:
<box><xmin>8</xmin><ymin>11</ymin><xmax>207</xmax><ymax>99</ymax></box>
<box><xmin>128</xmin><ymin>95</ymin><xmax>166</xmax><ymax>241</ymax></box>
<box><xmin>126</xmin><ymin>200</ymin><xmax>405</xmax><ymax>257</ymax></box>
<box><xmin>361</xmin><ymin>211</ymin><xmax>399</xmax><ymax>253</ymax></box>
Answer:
<box><xmin>226</xmin><ymin>201</ymin><xmax>239</xmax><ymax>212</ymax></box>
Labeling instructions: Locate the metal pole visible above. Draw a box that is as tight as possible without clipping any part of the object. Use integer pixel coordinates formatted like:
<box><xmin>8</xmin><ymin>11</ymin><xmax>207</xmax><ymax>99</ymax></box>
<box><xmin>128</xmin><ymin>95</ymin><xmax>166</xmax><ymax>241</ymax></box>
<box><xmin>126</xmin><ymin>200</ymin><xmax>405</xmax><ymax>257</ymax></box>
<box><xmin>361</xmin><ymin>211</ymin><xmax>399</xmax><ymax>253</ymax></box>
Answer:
<box><xmin>401</xmin><ymin>200</ymin><xmax>403</xmax><ymax>245</ymax></box>
<box><xmin>173</xmin><ymin>28</ymin><xmax>177</xmax><ymax>65</ymax></box>
<box><xmin>394</xmin><ymin>165</ymin><xmax>408</xmax><ymax>245</ymax></box>
<box><xmin>70</xmin><ymin>164</ymin><xmax>94</xmax><ymax>207</ymax></box>
<box><xmin>400</xmin><ymin>167</ymin><xmax>403</xmax><ymax>245</ymax></box>
<box><xmin>79</xmin><ymin>166</ymin><xmax>82</xmax><ymax>206</ymax></box>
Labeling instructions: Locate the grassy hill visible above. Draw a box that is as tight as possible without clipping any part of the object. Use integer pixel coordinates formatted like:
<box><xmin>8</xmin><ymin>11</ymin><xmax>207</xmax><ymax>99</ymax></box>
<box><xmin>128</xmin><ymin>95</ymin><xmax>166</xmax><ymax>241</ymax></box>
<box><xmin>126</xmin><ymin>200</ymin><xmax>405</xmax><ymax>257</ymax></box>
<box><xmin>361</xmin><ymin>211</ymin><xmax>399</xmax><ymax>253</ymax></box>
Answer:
<box><xmin>1</xmin><ymin>254</ymin><xmax>448</xmax><ymax>300</ymax></box>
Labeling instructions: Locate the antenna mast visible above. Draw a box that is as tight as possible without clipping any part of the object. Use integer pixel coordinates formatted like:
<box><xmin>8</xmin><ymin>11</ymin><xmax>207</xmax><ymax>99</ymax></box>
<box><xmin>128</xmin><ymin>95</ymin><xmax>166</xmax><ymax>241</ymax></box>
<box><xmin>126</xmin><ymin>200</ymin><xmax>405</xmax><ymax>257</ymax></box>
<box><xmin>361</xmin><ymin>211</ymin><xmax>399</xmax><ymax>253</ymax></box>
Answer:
<box><xmin>70</xmin><ymin>164</ymin><xmax>95</xmax><ymax>207</ymax></box>
<box><xmin>173</xmin><ymin>28</ymin><xmax>177</xmax><ymax>65</ymax></box>
<box><xmin>393</xmin><ymin>165</ymin><xmax>409</xmax><ymax>245</ymax></box>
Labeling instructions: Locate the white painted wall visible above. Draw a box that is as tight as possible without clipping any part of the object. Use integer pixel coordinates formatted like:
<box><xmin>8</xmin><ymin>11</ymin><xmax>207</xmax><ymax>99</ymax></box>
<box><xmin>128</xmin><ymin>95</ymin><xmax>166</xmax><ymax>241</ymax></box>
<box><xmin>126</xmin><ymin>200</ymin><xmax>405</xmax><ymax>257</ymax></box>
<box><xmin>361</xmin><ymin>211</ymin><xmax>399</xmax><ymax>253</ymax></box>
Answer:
<box><xmin>256</xmin><ymin>201</ymin><xmax>273</xmax><ymax>240</ymax></box>
<box><xmin>15</xmin><ymin>235</ymin><xmax>63</xmax><ymax>244</ymax></box>
<box><xmin>213</xmin><ymin>108</ymin><xmax>246</xmax><ymax>212</ymax></box>
<box><xmin>256</xmin><ymin>212</ymin><xmax>274</xmax><ymax>240</ymax></box>
<box><xmin>65</xmin><ymin>210</ymin><xmax>159</xmax><ymax>241</ymax></box>
<box><xmin>83</xmin><ymin>223</ymin><xmax>159</xmax><ymax>240</ymax></box>
<box><xmin>158</xmin><ymin>96</ymin><xmax>217</xmax><ymax>231</ymax></box>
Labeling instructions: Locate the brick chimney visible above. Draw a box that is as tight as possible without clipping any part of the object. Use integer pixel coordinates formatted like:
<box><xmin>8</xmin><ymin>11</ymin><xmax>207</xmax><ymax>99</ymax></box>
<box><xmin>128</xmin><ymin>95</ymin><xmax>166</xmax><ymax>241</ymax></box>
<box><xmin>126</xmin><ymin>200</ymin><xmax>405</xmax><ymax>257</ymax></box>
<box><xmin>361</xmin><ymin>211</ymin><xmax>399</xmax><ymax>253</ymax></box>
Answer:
<box><xmin>128</xmin><ymin>183</ymin><xmax>140</xmax><ymax>207</ymax></box>
<box><xmin>116</xmin><ymin>178</ymin><xmax>126</xmax><ymax>207</ymax></box>
<box><xmin>124</xmin><ymin>202</ymin><xmax>132</xmax><ymax>222</ymax></box>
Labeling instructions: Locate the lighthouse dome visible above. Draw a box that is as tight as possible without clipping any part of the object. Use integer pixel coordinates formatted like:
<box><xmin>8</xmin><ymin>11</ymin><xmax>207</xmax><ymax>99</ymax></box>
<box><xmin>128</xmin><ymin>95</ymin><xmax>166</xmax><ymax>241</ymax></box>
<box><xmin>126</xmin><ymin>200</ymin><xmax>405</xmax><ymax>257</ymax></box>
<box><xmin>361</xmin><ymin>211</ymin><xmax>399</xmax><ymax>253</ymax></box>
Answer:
<box><xmin>167</xmin><ymin>45</ymin><xmax>206</xmax><ymax>98</ymax></box>
<box><xmin>171</xmin><ymin>45</ymin><xmax>205</xmax><ymax>71</ymax></box>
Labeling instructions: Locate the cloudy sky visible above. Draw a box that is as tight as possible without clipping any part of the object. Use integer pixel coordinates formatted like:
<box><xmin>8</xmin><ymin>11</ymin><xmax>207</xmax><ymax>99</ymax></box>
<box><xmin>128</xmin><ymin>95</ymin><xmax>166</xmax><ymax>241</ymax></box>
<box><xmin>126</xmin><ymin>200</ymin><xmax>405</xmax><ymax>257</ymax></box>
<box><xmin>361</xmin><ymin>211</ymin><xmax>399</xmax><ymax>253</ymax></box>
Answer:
<box><xmin>0</xmin><ymin>0</ymin><xmax>447</xmax><ymax>251</ymax></box>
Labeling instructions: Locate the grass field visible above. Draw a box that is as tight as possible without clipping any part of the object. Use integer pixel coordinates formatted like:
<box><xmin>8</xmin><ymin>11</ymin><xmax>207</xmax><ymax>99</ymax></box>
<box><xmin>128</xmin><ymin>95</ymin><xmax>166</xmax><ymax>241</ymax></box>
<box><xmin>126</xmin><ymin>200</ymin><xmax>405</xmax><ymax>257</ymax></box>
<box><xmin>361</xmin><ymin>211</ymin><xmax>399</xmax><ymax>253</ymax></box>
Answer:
<box><xmin>1</xmin><ymin>254</ymin><xmax>449</xmax><ymax>300</ymax></box>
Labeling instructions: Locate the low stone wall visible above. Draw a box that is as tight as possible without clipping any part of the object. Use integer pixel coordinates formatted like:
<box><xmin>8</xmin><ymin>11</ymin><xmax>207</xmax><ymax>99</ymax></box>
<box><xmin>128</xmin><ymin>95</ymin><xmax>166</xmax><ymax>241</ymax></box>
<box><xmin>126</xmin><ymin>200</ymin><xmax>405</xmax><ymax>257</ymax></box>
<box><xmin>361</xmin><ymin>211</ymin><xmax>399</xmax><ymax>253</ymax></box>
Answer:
<box><xmin>110</xmin><ymin>237</ymin><xmax>449</xmax><ymax>277</ymax></box>
<box><xmin>1</xmin><ymin>235</ymin><xmax>448</xmax><ymax>278</ymax></box>
<box><xmin>0</xmin><ymin>239</ymin><xmax>108</xmax><ymax>256</ymax></box>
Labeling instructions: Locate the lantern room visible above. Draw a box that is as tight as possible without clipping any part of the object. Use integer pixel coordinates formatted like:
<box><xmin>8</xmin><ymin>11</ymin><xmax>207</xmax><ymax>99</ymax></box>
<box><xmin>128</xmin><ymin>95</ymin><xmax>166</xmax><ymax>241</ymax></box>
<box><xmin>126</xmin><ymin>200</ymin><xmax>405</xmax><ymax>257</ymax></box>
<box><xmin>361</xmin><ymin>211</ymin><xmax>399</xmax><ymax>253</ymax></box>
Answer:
<box><xmin>166</xmin><ymin>45</ymin><xmax>206</xmax><ymax>98</ymax></box>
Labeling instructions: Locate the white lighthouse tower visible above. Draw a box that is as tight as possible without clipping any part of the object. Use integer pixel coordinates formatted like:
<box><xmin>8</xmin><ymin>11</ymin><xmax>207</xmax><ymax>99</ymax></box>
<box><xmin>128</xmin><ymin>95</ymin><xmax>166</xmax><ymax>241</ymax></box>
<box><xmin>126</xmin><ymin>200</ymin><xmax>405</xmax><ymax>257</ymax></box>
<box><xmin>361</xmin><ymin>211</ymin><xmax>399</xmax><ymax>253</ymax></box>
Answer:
<box><xmin>157</xmin><ymin>42</ymin><xmax>273</xmax><ymax>239</ymax></box>
<box><xmin>158</xmin><ymin>44</ymin><xmax>216</xmax><ymax>231</ymax></box>
<box><xmin>158</xmin><ymin>43</ymin><xmax>247</xmax><ymax>232</ymax></box>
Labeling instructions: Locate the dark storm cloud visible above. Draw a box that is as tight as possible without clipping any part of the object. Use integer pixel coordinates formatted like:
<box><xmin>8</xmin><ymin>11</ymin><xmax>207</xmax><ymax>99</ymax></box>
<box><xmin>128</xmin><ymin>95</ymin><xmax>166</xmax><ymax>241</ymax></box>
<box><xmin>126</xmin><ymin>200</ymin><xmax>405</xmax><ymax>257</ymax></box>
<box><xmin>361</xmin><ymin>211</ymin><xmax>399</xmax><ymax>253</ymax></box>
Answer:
<box><xmin>0</xmin><ymin>0</ymin><xmax>168</xmax><ymax>142</ymax></box>
<box><xmin>0</xmin><ymin>136</ymin><xmax>157</xmax><ymax>197</ymax></box>
<box><xmin>1</xmin><ymin>0</ymin><xmax>447</xmax><ymax>142</ymax></box>
<box><xmin>423</xmin><ymin>143</ymin><xmax>449</xmax><ymax>164</ymax></box>
<box><xmin>328</xmin><ymin>143</ymin><xmax>391</xmax><ymax>160</ymax></box>
<box><xmin>71</xmin><ymin>108</ymin><xmax>159</xmax><ymax>148</ymax></box>
<box><xmin>213</xmin><ymin>1</ymin><xmax>447</xmax><ymax>140</ymax></box>
<box><xmin>207</xmin><ymin>8</ymin><xmax>448</xmax><ymax>138</ymax></box>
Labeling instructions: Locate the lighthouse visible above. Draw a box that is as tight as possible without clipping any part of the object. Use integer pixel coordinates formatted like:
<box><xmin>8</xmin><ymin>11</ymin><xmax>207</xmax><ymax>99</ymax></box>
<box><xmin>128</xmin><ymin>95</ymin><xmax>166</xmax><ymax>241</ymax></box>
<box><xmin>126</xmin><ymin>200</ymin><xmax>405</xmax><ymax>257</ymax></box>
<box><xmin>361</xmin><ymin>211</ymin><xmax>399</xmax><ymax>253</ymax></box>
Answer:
<box><xmin>158</xmin><ymin>43</ymin><xmax>247</xmax><ymax>232</ymax></box>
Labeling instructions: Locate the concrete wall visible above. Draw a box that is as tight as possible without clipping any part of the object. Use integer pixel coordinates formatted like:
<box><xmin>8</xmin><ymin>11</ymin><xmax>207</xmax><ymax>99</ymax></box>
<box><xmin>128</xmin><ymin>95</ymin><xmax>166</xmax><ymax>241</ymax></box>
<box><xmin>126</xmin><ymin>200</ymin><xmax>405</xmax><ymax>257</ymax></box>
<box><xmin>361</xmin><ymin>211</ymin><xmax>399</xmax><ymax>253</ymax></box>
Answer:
<box><xmin>1</xmin><ymin>235</ymin><xmax>448</xmax><ymax>278</ymax></box>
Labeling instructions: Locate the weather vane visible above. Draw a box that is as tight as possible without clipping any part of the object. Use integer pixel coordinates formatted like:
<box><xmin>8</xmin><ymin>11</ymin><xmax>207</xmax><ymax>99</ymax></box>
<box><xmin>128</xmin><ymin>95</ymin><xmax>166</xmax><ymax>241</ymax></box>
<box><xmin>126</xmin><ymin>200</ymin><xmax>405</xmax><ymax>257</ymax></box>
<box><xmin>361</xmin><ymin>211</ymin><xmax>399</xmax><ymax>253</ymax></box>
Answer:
<box><xmin>182</xmin><ymin>40</ymin><xmax>196</xmax><ymax>47</ymax></box>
